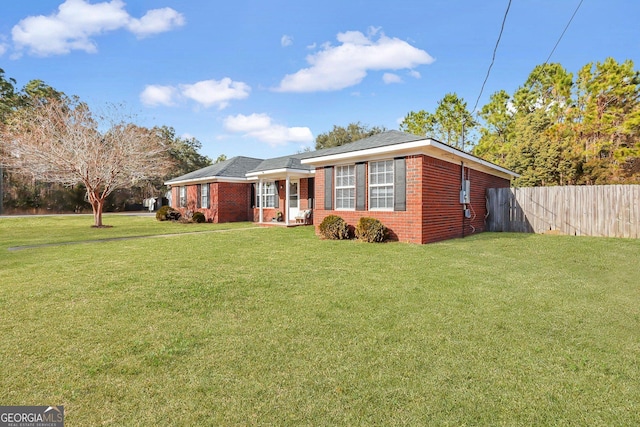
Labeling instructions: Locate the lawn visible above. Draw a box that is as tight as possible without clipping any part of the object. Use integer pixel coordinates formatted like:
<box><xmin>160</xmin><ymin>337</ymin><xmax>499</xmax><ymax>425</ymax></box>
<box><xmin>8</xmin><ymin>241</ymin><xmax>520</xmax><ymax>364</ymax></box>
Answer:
<box><xmin>0</xmin><ymin>215</ymin><xmax>638</xmax><ymax>425</ymax></box>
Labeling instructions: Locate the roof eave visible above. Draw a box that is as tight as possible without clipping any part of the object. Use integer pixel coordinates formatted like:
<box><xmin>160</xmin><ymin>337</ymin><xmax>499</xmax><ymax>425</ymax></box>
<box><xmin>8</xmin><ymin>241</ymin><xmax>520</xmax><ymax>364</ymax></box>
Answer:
<box><xmin>301</xmin><ymin>139</ymin><xmax>519</xmax><ymax>179</ymax></box>
<box><xmin>245</xmin><ymin>168</ymin><xmax>315</xmax><ymax>179</ymax></box>
<box><xmin>164</xmin><ymin>176</ymin><xmax>251</xmax><ymax>186</ymax></box>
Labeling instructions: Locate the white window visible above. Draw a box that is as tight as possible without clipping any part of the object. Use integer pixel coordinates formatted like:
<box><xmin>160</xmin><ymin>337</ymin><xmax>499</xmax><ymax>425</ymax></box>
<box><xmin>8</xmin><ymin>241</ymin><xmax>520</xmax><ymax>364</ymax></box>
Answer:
<box><xmin>369</xmin><ymin>160</ymin><xmax>394</xmax><ymax>210</ymax></box>
<box><xmin>335</xmin><ymin>165</ymin><xmax>355</xmax><ymax>210</ymax></box>
<box><xmin>201</xmin><ymin>184</ymin><xmax>209</xmax><ymax>208</ymax></box>
<box><xmin>258</xmin><ymin>181</ymin><xmax>277</xmax><ymax>208</ymax></box>
<box><xmin>179</xmin><ymin>186</ymin><xmax>186</xmax><ymax>208</ymax></box>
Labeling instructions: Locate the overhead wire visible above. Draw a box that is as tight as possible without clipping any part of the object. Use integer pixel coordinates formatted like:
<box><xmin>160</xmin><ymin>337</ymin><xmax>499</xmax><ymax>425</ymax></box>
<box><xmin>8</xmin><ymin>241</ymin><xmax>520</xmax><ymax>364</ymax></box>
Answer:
<box><xmin>471</xmin><ymin>0</ymin><xmax>512</xmax><ymax>115</ymax></box>
<box><xmin>539</xmin><ymin>0</ymin><xmax>585</xmax><ymax>69</ymax></box>
<box><xmin>470</xmin><ymin>0</ymin><xmax>584</xmax><ymax>115</ymax></box>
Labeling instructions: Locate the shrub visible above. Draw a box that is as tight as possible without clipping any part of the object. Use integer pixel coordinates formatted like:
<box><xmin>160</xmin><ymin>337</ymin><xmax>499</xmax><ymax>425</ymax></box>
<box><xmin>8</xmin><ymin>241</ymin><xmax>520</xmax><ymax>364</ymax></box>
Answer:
<box><xmin>167</xmin><ymin>210</ymin><xmax>181</xmax><ymax>221</ymax></box>
<box><xmin>155</xmin><ymin>205</ymin><xmax>171</xmax><ymax>221</ymax></box>
<box><xmin>192</xmin><ymin>211</ymin><xmax>206</xmax><ymax>223</ymax></box>
<box><xmin>155</xmin><ymin>205</ymin><xmax>181</xmax><ymax>221</ymax></box>
<box><xmin>318</xmin><ymin>215</ymin><xmax>350</xmax><ymax>240</ymax></box>
<box><xmin>355</xmin><ymin>217</ymin><xmax>387</xmax><ymax>243</ymax></box>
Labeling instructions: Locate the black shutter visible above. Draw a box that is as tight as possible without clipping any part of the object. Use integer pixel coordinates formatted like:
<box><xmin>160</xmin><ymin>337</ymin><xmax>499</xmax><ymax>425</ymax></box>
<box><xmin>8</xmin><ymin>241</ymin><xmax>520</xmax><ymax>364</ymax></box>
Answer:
<box><xmin>196</xmin><ymin>184</ymin><xmax>201</xmax><ymax>208</ymax></box>
<box><xmin>324</xmin><ymin>166</ymin><xmax>333</xmax><ymax>210</ymax></box>
<box><xmin>307</xmin><ymin>178</ymin><xmax>315</xmax><ymax>209</ymax></box>
<box><xmin>394</xmin><ymin>157</ymin><xmax>406</xmax><ymax>211</ymax></box>
<box><xmin>274</xmin><ymin>181</ymin><xmax>279</xmax><ymax>208</ymax></box>
<box><xmin>356</xmin><ymin>162</ymin><xmax>366</xmax><ymax>211</ymax></box>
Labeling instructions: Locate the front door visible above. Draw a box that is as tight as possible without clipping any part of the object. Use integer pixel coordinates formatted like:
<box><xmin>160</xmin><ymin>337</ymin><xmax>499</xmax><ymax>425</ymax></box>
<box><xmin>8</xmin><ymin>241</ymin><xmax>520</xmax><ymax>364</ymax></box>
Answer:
<box><xmin>288</xmin><ymin>180</ymin><xmax>299</xmax><ymax>221</ymax></box>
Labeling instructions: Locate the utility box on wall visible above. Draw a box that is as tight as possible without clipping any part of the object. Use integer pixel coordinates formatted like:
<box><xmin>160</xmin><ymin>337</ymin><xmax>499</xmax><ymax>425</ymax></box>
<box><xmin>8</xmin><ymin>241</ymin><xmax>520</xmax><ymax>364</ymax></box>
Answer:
<box><xmin>460</xmin><ymin>180</ymin><xmax>471</xmax><ymax>204</ymax></box>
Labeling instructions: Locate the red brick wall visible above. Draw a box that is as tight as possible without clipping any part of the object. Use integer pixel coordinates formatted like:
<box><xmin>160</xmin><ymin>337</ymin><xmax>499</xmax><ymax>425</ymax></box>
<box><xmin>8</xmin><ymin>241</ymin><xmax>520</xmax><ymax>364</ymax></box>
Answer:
<box><xmin>313</xmin><ymin>156</ymin><xmax>424</xmax><ymax>243</ymax></box>
<box><xmin>252</xmin><ymin>178</ymin><xmax>313</xmax><ymax>223</ymax></box>
<box><xmin>217</xmin><ymin>182</ymin><xmax>253</xmax><ymax>222</ymax></box>
<box><xmin>313</xmin><ymin>155</ymin><xmax>510</xmax><ymax>244</ymax></box>
<box><xmin>171</xmin><ymin>182</ymin><xmax>253</xmax><ymax>223</ymax></box>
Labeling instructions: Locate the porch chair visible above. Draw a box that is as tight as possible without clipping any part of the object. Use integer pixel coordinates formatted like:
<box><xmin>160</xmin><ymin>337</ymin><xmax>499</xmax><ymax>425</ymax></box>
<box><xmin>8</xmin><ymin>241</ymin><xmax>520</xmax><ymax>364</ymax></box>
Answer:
<box><xmin>295</xmin><ymin>209</ymin><xmax>312</xmax><ymax>225</ymax></box>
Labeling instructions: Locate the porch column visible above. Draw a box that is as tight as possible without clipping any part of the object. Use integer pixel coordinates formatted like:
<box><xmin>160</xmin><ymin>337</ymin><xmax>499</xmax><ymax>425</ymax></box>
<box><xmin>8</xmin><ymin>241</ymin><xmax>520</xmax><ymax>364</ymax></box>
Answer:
<box><xmin>285</xmin><ymin>175</ymin><xmax>291</xmax><ymax>225</ymax></box>
<box><xmin>258</xmin><ymin>179</ymin><xmax>263</xmax><ymax>223</ymax></box>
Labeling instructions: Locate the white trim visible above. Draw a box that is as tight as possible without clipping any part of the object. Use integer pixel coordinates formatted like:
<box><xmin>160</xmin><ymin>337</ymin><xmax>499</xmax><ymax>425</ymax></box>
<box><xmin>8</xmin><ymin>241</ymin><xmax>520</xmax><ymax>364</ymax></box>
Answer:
<box><xmin>258</xmin><ymin>180</ymin><xmax>263</xmax><ymax>223</ymax></box>
<box><xmin>368</xmin><ymin>159</ymin><xmax>394</xmax><ymax>211</ymax></box>
<box><xmin>285</xmin><ymin>176</ymin><xmax>291</xmax><ymax>225</ymax></box>
<box><xmin>165</xmin><ymin>176</ymin><xmax>248</xmax><ymax>186</ymax></box>
<box><xmin>246</xmin><ymin>168</ymin><xmax>314</xmax><ymax>178</ymax></box>
<box><xmin>300</xmin><ymin>138</ymin><xmax>519</xmax><ymax>179</ymax></box>
<box><xmin>335</xmin><ymin>164</ymin><xmax>356</xmax><ymax>210</ymax></box>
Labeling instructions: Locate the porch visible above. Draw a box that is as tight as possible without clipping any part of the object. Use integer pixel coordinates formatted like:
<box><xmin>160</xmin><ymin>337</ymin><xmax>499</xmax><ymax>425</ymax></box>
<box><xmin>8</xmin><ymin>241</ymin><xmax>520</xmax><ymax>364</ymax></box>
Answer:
<box><xmin>247</xmin><ymin>159</ymin><xmax>315</xmax><ymax>227</ymax></box>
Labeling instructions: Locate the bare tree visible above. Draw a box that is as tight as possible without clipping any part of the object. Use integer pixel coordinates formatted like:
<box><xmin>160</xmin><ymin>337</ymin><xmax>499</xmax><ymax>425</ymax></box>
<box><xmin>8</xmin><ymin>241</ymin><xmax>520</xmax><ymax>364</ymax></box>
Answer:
<box><xmin>0</xmin><ymin>98</ymin><xmax>170</xmax><ymax>227</ymax></box>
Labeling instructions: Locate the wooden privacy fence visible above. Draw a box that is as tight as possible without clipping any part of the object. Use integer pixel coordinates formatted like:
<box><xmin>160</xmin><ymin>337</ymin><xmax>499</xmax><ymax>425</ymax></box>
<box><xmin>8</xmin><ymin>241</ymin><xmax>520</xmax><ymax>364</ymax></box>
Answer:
<box><xmin>486</xmin><ymin>185</ymin><xmax>640</xmax><ymax>238</ymax></box>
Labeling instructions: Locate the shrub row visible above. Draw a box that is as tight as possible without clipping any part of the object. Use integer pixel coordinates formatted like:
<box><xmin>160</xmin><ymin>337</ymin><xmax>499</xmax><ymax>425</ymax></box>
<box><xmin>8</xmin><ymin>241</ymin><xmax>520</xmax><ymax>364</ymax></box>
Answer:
<box><xmin>318</xmin><ymin>215</ymin><xmax>387</xmax><ymax>243</ymax></box>
<box><xmin>156</xmin><ymin>205</ymin><xmax>181</xmax><ymax>221</ymax></box>
<box><xmin>156</xmin><ymin>207</ymin><xmax>207</xmax><ymax>223</ymax></box>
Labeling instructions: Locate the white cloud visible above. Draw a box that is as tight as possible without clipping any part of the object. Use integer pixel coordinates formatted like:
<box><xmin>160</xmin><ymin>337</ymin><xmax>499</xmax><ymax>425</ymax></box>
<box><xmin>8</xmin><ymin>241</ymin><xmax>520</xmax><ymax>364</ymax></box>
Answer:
<box><xmin>11</xmin><ymin>0</ymin><xmax>184</xmax><ymax>57</ymax></box>
<box><xmin>180</xmin><ymin>78</ymin><xmax>250</xmax><ymax>109</ymax></box>
<box><xmin>409</xmin><ymin>70</ymin><xmax>421</xmax><ymax>79</ymax></box>
<box><xmin>0</xmin><ymin>43</ymin><xmax>6</xmax><ymax>56</ymax></box>
<box><xmin>140</xmin><ymin>85</ymin><xmax>177</xmax><ymax>107</ymax></box>
<box><xmin>383</xmin><ymin>73</ymin><xmax>403</xmax><ymax>84</ymax></box>
<box><xmin>223</xmin><ymin>113</ymin><xmax>314</xmax><ymax>147</ymax></box>
<box><xmin>275</xmin><ymin>29</ymin><xmax>434</xmax><ymax>92</ymax></box>
<box><xmin>140</xmin><ymin>78</ymin><xmax>250</xmax><ymax>109</ymax></box>
<box><xmin>127</xmin><ymin>7</ymin><xmax>185</xmax><ymax>38</ymax></box>
<box><xmin>281</xmin><ymin>35</ymin><xmax>293</xmax><ymax>47</ymax></box>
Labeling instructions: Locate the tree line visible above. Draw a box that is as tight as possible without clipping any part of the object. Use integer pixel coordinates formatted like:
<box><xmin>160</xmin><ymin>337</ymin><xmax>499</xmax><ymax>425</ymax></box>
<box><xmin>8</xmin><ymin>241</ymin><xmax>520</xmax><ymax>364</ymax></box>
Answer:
<box><xmin>321</xmin><ymin>58</ymin><xmax>640</xmax><ymax>186</ymax></box>
<box><xmin>1</xmin><ymin>57</ymin><xmax>638</xmax><ymax>219</ymax></box>
<box><xmin>0</xmin><ymin>69</ymin><xmax>212</xmax><ymax>220</ymax></box>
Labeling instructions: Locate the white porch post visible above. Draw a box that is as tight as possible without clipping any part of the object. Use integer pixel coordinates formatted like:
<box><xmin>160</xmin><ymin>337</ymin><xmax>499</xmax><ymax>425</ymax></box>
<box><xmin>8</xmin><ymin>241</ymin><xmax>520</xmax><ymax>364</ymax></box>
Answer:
<box><xmin>258</xmin><ymin>179</ymin><xmax>263</xmax><ymax>223</ymax></box>
<box><xmin>285</xmin><ymin>175</ymin><xmax>291</xmax><ymax>225</ymax></box>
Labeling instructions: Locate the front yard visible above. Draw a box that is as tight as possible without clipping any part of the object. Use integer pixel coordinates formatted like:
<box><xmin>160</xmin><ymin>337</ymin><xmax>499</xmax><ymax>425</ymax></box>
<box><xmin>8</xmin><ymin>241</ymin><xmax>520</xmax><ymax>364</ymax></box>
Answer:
<box><xmin>0</xmin><ymin>215</ymin><xmax>638</xmax><ymax>425</ymax></box>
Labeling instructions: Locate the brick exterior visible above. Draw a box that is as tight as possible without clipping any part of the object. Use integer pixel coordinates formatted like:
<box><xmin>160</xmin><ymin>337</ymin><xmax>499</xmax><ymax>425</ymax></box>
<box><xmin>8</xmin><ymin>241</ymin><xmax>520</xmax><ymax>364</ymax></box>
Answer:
<box><xmin>170</xmin><ymin>156</ymin><xmax>510</xmax><ymax>243</ymax></box>
<box><xmin>251</xmin><ymin>178</ymin><xmax>314</xmax><ymax>223</ymax></box>
<box><xmin>313</xmin><ymin>154</ymin><xmax>510</xmax><ymax>244</ymax></box>
<box><xmin>171</xmin><ymin>182</ymin><xmax>253</xmax><ymax>223</ymax></box>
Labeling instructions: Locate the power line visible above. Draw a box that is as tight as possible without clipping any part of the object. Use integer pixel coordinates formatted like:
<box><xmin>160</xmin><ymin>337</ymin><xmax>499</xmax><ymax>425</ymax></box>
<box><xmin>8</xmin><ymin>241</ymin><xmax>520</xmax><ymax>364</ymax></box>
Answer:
<box><xmin>471</xmin><ymin>0</ymin><xmax>512</xmax><ymax>114</ymax></box>
<box><xmin>541</xmin><ymin>0</ymin><xmax>584</xmax><ymax>68</ymax></box>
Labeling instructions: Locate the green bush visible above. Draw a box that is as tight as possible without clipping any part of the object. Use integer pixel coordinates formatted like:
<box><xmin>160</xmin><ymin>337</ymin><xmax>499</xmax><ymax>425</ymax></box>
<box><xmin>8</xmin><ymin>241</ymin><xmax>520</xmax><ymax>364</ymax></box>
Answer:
<box><xmin>318</xmin><ymin>215</ymin><xmax>350</xmax><ymax>240</ymax></box>
<box><xmin>355</xmin><ymin>217</ymin><xmax>387</xmax><ymax>243</ymax></box>
<box><xmin>155</xmin><ymin>205</ymin><xmax>181</xmax><ymax>221</ymax></box>
<box><xmin>192</xmin><ymin>211</ymin><xmax>206</xmax><ymax>223</ymax></box>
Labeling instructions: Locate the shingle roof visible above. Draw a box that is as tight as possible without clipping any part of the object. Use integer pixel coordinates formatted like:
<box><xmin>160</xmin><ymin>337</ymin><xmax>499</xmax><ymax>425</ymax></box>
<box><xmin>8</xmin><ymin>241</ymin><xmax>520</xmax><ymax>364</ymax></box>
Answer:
<box><xmin>165</xmin><ymin>156</ymin><xmax>263</xmax><ymax>184</ymax></box>
<box><xmin>165</xmin><ymin>131</ymin><xmax>516</xmax><ymax>183</ymax></box>
<box><xmin>247</xmin><ymin>131</ymin><xmax>425</xmax><ymax>173</ymax></box>
<box><xmin>305</xmin><ymin>130</ymin><xmax>425</xmax><ymax>158</ymax></box>
<box><xmin>248</xmin><ymin>153</ymin><xmax>312</xmax><ymax>173</ymax></box>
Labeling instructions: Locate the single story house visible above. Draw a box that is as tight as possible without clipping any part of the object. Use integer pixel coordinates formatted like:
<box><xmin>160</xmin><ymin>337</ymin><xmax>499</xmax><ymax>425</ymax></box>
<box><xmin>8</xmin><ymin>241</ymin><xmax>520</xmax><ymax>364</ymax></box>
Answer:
<box><xmin>164</xmin><ymin>130</ymin><xmax>518</xmax><ymax>244</ymax></box>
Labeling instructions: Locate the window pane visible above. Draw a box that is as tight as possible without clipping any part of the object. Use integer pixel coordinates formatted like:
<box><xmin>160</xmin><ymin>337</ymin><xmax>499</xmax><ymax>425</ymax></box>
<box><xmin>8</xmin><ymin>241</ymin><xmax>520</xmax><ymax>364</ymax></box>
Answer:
<box><xmin>368</xmin><ymin>160</ymin><xmax>394</xmax><ymax>210</ymax></box>
<box><xmin>335</xmin><ymin>165</ymin><xmax>355</xmax><ymax>209</ymax></box>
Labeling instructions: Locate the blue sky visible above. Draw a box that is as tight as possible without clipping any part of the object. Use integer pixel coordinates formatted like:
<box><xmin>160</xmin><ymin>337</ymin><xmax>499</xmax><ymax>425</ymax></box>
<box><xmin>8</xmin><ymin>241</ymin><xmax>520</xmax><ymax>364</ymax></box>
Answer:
<box><xmin>1</xmin><ymin>0</ymin><xmax>638</xmax><ymax>160</ymax></box>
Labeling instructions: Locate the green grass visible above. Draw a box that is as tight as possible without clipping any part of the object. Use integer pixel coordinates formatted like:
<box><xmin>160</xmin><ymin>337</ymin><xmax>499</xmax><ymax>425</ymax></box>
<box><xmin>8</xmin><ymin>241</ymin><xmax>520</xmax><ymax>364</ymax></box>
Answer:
<box><xmin>0</xmin><ymin>216</ymin><xmax>639</xmax><ymax>425</ymax></box>
<box><xmin>0</xmin><ymin>214</ymin><xmax>256</xmax><ymax>250</ymax></box>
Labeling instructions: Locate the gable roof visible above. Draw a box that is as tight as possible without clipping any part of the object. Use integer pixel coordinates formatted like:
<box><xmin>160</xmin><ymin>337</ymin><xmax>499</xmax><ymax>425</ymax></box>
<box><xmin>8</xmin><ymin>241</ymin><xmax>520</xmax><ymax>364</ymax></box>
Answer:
<box><xmin>245</xmin><ymin>131</ymin><xmax>423</xmax><ymax>176</ymax></box>
<box><xmin>164</xmin><ymin>156</ymin><xmax>263</xmax><ymax>185</ymax></box>
<box><xmin>165</xmin><ymin>131</ymin><xmax>518</xmax><ymax>186</ymax></box>
<box><xmin>307</xmin><ymin>130</ymin><xmax>425</xmax><ymax>157</ymax></box>
<box><xmin>302</xmin><ymin>130</ymin><xmax>519</xmax><ymax>179</ymax></box>
<box><xmin>247</xmin><ymin>153</ymin><xmax>312</xmax><ymax>175</ymax></box>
